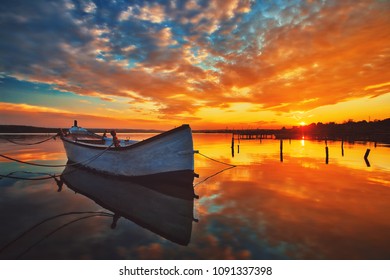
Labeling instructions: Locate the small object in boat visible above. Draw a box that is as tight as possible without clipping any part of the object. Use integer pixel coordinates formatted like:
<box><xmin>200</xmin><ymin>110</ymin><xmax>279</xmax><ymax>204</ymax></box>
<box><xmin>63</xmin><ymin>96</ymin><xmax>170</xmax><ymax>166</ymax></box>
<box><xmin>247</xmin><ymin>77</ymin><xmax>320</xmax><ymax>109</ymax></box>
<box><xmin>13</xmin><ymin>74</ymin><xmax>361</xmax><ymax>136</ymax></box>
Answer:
<box><xmin>110</xmin><ymin>130</ymin><xmax>120</xmax><ymax>147</ymax></box>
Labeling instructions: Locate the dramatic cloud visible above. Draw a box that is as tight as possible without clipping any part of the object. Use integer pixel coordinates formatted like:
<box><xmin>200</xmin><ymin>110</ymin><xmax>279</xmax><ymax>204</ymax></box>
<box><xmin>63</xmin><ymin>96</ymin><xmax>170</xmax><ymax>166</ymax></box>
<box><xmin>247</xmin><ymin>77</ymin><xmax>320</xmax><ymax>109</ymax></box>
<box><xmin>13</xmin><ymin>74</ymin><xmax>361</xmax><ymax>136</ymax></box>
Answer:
<box><xmin>0</xmin><ymin>0</ymin><xmax>389</xmax><ymax>128</ymax></box>
<box><xmin>0</xmin><ymin>101</ymin><xmax>169</xmax><ymax>129</ymax></box>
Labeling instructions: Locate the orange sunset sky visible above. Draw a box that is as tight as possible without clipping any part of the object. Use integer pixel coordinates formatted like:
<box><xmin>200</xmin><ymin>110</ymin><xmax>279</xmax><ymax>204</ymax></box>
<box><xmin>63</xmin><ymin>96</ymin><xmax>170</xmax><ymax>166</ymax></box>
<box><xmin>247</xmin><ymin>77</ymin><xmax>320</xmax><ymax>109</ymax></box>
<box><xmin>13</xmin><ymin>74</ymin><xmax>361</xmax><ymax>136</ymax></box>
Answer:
<box><xmin>0</xmin><ymin>0</ymin><xmax>389</xmax><ymax>130</ymax></box>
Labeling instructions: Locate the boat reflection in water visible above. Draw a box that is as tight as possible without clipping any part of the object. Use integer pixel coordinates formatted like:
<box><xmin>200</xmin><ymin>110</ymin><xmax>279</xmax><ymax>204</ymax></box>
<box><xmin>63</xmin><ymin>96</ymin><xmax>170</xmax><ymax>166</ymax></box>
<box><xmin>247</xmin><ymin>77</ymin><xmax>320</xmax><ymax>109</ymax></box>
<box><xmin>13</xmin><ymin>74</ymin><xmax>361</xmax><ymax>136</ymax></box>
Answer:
<box><xmin>61</xmin><ymin>164</ymin><xmax>198</xmax><ymax>246</ymax></box>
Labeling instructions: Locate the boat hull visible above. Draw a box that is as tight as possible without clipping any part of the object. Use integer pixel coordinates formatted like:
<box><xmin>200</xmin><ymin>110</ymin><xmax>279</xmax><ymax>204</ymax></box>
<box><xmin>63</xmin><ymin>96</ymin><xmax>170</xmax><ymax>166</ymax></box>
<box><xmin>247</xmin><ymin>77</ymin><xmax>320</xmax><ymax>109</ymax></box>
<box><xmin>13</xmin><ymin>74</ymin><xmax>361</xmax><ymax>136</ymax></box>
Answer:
<box><xmin>61</xmin><ymin>125</ymin><xmax>194</xmax><ymax>177</ymax></box>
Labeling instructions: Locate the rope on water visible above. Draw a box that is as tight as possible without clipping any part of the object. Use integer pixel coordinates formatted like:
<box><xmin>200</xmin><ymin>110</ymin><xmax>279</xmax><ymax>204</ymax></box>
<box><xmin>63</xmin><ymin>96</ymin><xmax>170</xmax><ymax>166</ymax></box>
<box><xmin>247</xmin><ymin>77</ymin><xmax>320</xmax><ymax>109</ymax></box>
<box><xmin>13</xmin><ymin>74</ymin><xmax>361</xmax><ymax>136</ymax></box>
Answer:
<box><xmin>0</xmin><ymin>211</ymin><xmax>113</xmax><ymax>255</ymax></box>
<box><xmin>0</xmin><ymin>143</ymin><xmax>114</xmax><ymax>168</ymax></box>
<box><xmin>0</xmin><ymin>211</ymin><xmax>113</xmax><ymax>259</ymax></box>
<box><xmin>4</xmin><ymin>134</ymin><xmax>58</xmax><ymax>145</ymax></box>
<box><xmin>0</xmin><ymin>158</ymin><xmax>93</xmax><ymax>182</ymax></box>
<box><xmin>0</xmin><ymin>171</ymin><xmax>60</xmax><ymax>181</ymax></box>
<box><xmin>195</xmin><ymin>151</ymin><xmax>237</xmax><ymax>167</ymax></box>
<box><xmin>16</xmin><ymin>213</ymin><xmax>113</xmax><ymax>259</ymax></box>
<box><xmin>193</xmin><ymin>150</ymin><xmax>237</xmax><ymax>187</ymax></box>
<box><xmin>194</xmin><ymin>165</ymin><xmax>236</xmax><ymax>187</ymax></box>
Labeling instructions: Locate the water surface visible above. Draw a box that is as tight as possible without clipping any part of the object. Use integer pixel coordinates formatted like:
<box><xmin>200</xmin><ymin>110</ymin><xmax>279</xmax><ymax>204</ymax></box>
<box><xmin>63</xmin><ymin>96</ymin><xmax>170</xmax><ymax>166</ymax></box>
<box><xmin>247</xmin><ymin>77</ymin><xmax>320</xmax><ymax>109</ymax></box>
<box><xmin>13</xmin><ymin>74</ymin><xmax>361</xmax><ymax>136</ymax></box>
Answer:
<box><xmin>0</xmin><ymin>134</ymin><xmax>389</xmax><ymax>259</ymax></box>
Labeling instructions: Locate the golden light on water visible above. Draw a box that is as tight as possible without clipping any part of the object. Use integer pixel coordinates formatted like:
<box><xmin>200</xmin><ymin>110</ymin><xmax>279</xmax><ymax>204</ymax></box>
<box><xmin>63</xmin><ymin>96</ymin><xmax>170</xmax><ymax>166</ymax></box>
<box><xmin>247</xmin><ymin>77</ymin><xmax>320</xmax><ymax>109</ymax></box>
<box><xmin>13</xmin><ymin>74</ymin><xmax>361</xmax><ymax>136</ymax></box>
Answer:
<box><xmin>0</xmin><ymin>133</ymin><xmax>389</xmax><ymax>260</ymax></box>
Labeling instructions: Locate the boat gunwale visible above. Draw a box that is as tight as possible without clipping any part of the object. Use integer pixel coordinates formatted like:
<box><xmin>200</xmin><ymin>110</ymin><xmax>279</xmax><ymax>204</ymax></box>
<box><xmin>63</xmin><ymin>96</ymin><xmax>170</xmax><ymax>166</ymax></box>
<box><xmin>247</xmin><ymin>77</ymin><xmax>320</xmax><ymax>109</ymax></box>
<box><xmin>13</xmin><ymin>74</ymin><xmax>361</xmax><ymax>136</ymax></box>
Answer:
<box><xmin>61</xmin><ymin>124</ymin><xmax>191</xmax><ymax>151</ymax></box>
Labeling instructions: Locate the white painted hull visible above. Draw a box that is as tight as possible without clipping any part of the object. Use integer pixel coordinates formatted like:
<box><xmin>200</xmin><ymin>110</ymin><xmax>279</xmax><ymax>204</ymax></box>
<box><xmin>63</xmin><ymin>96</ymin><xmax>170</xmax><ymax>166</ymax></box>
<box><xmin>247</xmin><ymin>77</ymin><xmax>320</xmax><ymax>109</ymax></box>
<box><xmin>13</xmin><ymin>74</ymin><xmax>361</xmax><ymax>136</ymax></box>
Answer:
<box><xmin>61</xmin><ymin>125</ymin><xmax>194</xmax><ymax>176</ymax></box>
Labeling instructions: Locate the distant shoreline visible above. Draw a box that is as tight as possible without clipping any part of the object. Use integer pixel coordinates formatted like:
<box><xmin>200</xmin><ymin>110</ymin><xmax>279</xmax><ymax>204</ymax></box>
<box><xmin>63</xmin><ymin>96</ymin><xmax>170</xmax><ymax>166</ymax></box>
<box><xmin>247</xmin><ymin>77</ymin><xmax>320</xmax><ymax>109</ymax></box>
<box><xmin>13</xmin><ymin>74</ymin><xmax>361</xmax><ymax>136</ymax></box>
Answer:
<box><xmin>1</xmin><ymin>119</ymin><xmax>390</xmax><ymax>143</ymax></box>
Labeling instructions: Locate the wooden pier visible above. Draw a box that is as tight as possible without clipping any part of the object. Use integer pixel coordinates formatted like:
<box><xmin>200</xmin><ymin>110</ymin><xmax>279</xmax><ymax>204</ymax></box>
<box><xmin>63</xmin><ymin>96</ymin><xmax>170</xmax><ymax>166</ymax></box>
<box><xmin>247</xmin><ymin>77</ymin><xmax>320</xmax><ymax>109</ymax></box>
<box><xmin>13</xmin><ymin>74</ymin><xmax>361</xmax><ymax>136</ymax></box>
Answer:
<box><xmin>233</xmin><ymin>129</ymin><xmax>278</xmax><ymax>140</ymax></box>
<box><xmin>230</xmin><ymin>132</ymin><xmax>375</xmax><ymax>167</ymax></box>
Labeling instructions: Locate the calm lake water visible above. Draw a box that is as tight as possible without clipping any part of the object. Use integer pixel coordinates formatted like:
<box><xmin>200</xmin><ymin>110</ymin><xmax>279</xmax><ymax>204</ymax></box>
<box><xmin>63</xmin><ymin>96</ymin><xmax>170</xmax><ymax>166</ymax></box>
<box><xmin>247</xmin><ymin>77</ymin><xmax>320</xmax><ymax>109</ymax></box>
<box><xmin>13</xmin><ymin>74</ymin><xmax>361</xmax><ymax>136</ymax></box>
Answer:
<box><xmin>0</xmin><ymin>133</ymin><xmax>389</xmax><ymax>260</ymax></box>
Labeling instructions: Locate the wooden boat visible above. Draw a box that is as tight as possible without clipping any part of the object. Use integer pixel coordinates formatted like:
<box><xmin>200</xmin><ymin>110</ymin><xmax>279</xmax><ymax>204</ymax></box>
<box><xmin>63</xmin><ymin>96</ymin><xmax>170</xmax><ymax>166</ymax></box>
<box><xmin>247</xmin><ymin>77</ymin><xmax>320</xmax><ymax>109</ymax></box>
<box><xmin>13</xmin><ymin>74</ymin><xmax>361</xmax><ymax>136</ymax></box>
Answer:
<box><xmin>60</xmin><ymin>121</ymin><xmax>195</xmax><ymax>177</ymax></box>
<box><xmin>61</xmin><ymin>164</ymin><xmax>196</xmax><ymax>245</ymax></box>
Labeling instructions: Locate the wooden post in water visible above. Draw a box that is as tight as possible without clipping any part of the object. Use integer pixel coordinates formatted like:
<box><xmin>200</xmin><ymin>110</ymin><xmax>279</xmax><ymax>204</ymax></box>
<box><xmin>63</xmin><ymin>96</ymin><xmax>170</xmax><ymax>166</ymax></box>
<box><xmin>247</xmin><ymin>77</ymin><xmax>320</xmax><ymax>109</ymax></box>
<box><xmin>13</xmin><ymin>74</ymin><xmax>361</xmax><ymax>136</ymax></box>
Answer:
<box><xmin>231</xmin><ymin>133</ymin><xmax>235</xmax><ymax>157</ymax></box>
<box><xmin>325</xmin><ymin>146</ymin><xmax>329</xmax><ymax>164</ymax></box>
<box><xmin>341</xmin><ymin>139</ymin><xmax>344</xmax><ymax>157</ymax></box>
<box><xmin>280</xmin><ymin>139</ymin><xmax>283</xmax><ymax>162</ymax></box>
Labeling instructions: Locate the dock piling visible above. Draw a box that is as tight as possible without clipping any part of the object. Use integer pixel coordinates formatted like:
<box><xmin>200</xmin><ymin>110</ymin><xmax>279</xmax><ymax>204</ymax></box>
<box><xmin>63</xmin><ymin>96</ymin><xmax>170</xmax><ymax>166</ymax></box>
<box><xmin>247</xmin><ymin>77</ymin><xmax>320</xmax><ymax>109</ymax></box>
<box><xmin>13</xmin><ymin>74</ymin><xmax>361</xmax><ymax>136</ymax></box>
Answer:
<box><xmin>325</xmin><ymin>146</ymin><xmax>329</xmax><ymax>164</ymax></box>
<box><xmin>280</xmin><ymin>139</ymin><xmax>283</xmax><ymax>162</ymax></box>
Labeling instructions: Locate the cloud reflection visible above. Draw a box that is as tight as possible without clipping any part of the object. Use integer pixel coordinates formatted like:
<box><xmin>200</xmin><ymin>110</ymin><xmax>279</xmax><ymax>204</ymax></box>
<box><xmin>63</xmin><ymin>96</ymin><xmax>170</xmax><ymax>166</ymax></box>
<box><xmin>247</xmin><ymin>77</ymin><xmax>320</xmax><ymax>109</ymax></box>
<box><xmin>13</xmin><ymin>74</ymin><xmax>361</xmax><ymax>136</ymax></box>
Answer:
<box><xmin>194</xmin><ymin>157</ymin><xmax>390</xmax><ymax>259</ymax></box>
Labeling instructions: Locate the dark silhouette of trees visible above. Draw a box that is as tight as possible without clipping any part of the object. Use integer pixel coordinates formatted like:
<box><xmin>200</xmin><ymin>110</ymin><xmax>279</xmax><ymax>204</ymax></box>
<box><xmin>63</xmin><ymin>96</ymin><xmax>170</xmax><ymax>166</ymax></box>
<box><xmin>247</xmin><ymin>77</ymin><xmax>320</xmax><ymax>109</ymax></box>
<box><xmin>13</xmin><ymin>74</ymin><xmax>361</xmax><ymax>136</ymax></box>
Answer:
<box><xmin>289</xmin><ymin>118</ymin><xmax>390</xmax><ymax>143</ymax></box>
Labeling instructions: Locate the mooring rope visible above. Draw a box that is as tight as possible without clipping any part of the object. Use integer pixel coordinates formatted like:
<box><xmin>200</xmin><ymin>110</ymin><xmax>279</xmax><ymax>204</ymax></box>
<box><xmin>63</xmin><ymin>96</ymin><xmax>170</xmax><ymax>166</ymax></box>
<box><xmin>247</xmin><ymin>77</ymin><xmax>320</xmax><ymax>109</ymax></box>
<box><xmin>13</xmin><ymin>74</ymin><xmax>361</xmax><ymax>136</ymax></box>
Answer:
<box><xmin>0</xmin><ymin>211</ymin><xmax>113</xmax><ymax>254</ymax></box>
<box><xmin>0</xmin><ymin>211</ymin><xmax>113</xmax><ymax>259</ymax></box>
<box><xmin>193</xmin><ymin>151</ymin><xmax>237</xmax><ymax>187</ymax></box>
<box><xmin>194</xmin><ymin>165</ymin><xmax>236</xmax><ymax>187</ymax></box>
<box><xmin>15</xmin><ymin>213</ymin><xmax>113</xmax><ymax>259</ymax></box>
<box><xmin>4</xmin><ymin>134</ymin><xmax>58</xmax><ymax>146</ymax></box>
<box><xmin>0</xmin><ymin>171</ymin><xmax>60</xmax><ymax>181</ymax></box>
<box><xmin>0</xmin><ymin>143</ymin><xmax>114</xmax><ymax>168</ymax></box>
<box><xmin>195</xmin><ymin>151</ymin><xmax>237</xmax><ymax>167</ymax></box>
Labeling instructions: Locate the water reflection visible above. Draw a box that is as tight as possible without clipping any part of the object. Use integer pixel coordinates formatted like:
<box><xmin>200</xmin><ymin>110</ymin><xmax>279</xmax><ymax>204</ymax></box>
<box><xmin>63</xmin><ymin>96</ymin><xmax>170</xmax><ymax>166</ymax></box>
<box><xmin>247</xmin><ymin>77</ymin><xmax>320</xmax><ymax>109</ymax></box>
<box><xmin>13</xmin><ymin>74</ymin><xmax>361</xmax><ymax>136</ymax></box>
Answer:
<box><xmin>194</xmin><ymin>159</ymin><xmax>390</xmax><ymax>259</ymax></box>
<box><xmin>0</xmin><ymin>134</ymin><xmax>389</xmax><ymax>259</ymax></box>
<box><xmin>60</xmin><ymin>165</ymin><xmax>197</xmax><ymax>246</ymax></box>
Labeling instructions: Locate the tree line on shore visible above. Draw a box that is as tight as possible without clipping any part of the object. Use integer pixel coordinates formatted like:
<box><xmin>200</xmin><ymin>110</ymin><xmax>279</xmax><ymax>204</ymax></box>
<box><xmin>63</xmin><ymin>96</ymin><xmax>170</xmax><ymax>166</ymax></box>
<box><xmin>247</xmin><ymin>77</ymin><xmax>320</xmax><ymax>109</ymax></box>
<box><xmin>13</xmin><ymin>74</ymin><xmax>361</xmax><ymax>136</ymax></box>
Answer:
<box><xmin>1</xmin><ymin>118</ymin><xmax>389</xmax><ymax>143</ymax></box>
<box><xmin>284</xmin><ymin>118</ymin><xmax>390</xmax><ymax>142</ymax></box>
